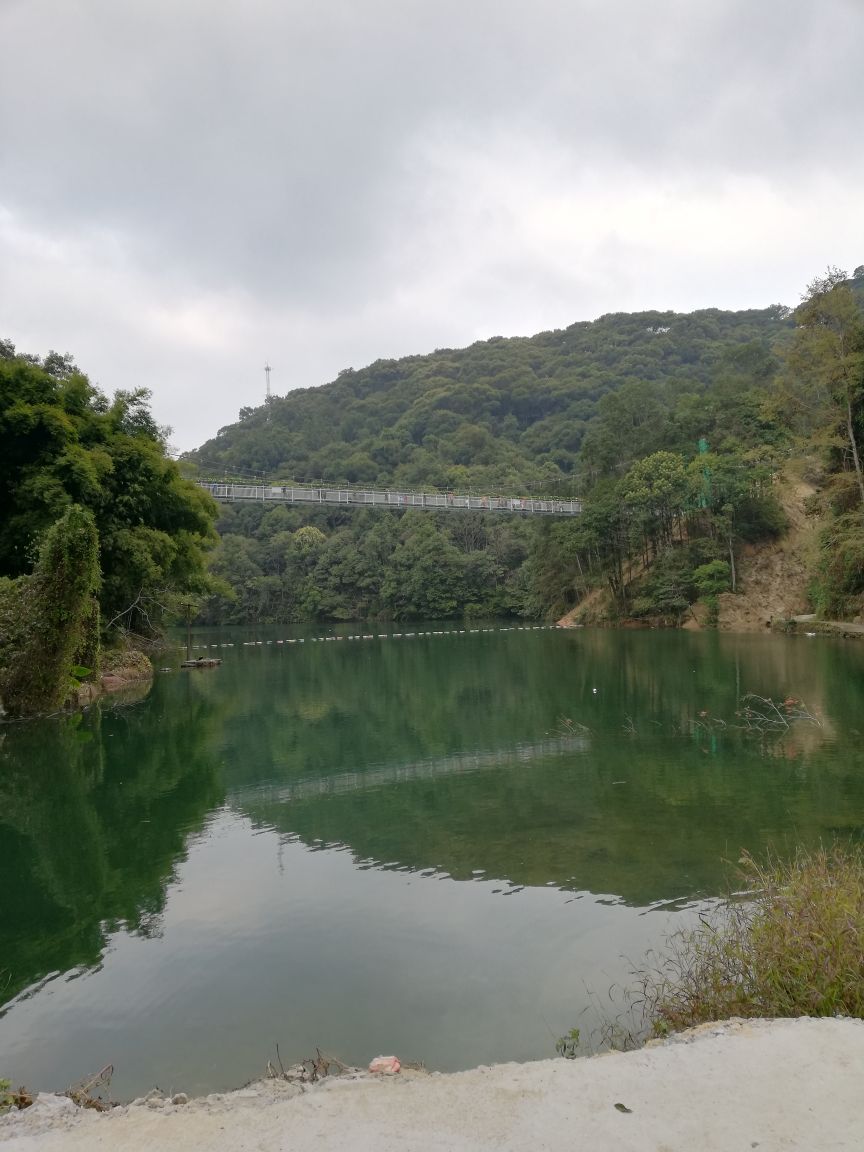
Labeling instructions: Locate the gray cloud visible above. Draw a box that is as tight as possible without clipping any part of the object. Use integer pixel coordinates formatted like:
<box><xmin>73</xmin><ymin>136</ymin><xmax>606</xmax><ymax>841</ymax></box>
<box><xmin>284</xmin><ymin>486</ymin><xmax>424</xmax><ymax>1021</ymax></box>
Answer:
<box><xmin>2</xmin><ymin>0</ymin><xmax>863</xmax><ymax>447</ymax></box>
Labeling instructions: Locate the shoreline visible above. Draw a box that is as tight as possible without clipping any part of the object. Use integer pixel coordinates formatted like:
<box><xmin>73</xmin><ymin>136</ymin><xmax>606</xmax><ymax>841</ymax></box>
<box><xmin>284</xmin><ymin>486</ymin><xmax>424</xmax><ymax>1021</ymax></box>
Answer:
<box><xmin>3</xmin><ymin>1018</ymin><xmax>863</xmax><ymax>1151</ymax></box>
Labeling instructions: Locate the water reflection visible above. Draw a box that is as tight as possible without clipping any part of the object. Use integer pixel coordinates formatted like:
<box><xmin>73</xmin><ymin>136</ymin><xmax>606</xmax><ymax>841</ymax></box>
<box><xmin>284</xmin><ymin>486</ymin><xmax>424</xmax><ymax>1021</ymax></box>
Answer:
<box><xmin>225</xmin><ymin>629</ymin><xmax>864</xmax><ymax>904</ymax></box>
<box><xmin>0</xmin><ymin>690</ymin><xmax>223</xmax><ymax>1010</ymax></box>
<box><xmin>1</xmin><ymin>626</ymin><xmax>863</xmax><ymax>1093</ymax></box>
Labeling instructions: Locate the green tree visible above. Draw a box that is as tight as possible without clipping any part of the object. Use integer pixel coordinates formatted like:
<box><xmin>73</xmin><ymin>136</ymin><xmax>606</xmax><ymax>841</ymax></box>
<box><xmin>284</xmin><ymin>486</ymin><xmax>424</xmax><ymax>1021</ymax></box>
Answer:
<box><xmin>0</xmin><ymin>346</ymin><xmax>217</xmax><ymax>633</ymax></box>
<box><xmin>380</xmin><ymin>517</ymin><xmax>465</xmax><ymax>619</ymax></box>
<box><xmin>693</xmin><ymin>559</ymin><xmax>731</xmax><ymax>598</ymax></box>
<box><xmin>621</xmin><ymin>451</ymin><xmax>690</xmax><ymax>557</ymax></box>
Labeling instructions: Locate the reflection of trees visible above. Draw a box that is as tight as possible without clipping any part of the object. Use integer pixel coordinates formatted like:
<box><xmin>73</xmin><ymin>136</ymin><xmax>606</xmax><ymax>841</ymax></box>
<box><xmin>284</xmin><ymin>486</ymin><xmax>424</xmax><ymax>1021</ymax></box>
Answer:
<box><xmin>246</xmin><ymin>731</ymin><xmax>864</xmax><ymax>906</ymax></box>
<box><xmin>230</xmin><ymin>630</ymin><xmax>864</xmax><ymax>906</ymax></box>
<box><xmin>4</xmin><ymin>626</ymin><xmax>863</xmax><ymax>1005</ymax></box>
<box><xmin>0</xmin><ymin>684</ymin><xmax>223</xmax><ymax>1009</ymax></box>
<box><xmin>214</xmin><ymin>632</ymin><xmax>590</xmax><ymax>790</ymax></box>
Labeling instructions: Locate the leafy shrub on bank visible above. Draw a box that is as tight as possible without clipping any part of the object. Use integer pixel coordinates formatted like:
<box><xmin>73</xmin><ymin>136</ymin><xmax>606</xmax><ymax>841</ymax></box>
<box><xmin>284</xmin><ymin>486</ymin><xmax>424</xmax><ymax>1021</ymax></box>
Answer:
<box><xmin>101</xmin><ymin>647</ymin><xmax>153</xmax><ymax>679</ymax></box>
<box><xmin>1</xmin><ymin>505</ymin><xmax>100</xmax><ymax>717</ymax></box>
<box><xmin>639</xmin><ymin>845</ymin><xmax>864</xmax><ymax>1032</ymax></box>
<box><xmin>0</xmin><ymin>576</ymin><xmax>28</xmax><ymax>680</ymax></box>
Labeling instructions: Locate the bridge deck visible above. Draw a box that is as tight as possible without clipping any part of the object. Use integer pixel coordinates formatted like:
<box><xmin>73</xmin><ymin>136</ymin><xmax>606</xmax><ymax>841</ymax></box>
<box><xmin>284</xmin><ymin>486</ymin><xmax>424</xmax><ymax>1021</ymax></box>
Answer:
<box><xmin>198</xmin><ymin>482</ymin><xmax>582</xmax><ymax>516</ymax></box>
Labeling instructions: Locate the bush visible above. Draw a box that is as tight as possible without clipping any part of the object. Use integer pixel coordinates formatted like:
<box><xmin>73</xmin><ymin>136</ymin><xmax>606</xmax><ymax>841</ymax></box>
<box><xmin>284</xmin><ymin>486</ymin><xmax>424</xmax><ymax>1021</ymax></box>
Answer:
<box><xmin>101</xmin><ymin>647</ymin><xmax>153</xmax><ymax>678</ymax></box>
<box><xmin>734</xmin><ymin>492</ymin><xmax>788</xmax><ymax>541</ymax></box>
<box><xmin>1</xmin><ymin>506</ymin><xmax>100</xmax><ymax>716</ymax></box>
<box><xmin>693</xmin><ymin>559</ymin><xmax>731</xmax><ymax>598</ymax></box>
<box><xmin>639</xmin><ymin>844</ymin><xmax>864</xmax><ymax>1033</ymax></box>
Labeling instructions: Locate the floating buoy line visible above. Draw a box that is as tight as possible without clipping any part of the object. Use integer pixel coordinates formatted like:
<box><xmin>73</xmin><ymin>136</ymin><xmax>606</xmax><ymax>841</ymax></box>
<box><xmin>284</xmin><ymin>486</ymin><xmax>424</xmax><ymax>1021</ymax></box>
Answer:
<box><xmin>179</xmin><ymin>625</ymin><xmax>561</xmax><ymax>652</ymax></box>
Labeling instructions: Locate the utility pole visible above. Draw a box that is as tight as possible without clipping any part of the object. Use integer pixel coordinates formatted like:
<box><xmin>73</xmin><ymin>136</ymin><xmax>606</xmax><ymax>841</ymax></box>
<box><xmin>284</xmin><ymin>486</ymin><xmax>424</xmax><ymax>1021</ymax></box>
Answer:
<box><xmin>264</xmin><ymin>362</ymin><xmax>272</xmax><ymax>400</ymax></box>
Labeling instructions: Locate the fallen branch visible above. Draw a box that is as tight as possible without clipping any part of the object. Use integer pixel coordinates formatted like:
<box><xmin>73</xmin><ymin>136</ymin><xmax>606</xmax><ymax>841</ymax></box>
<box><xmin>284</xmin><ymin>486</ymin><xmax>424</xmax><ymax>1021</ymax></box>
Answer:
<box><xmin>65</xmin><ymin>1064</ymin><xmax>115</xmax><ymax>1111</ymax></box>
<box><xmin>689</xmin><ymin>694</ymin><xmax>822</xmax><ymax>736</ymax></box>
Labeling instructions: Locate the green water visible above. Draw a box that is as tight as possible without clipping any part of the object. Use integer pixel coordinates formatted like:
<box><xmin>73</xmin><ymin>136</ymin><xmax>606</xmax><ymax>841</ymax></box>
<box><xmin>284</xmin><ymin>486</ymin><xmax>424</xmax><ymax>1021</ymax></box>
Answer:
<box><xmin>2</xmin><ymin>625</ymin><xmax>864</xmax><ymax>1097</ymax></box>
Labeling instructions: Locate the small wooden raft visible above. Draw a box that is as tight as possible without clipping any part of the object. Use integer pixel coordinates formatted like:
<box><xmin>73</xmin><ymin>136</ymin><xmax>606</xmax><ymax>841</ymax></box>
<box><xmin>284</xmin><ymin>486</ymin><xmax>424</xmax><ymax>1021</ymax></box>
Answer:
<box><xmin>181</xmin><ymin>657</ymin><xmax>222</xmax><ymax>669</ymax></box>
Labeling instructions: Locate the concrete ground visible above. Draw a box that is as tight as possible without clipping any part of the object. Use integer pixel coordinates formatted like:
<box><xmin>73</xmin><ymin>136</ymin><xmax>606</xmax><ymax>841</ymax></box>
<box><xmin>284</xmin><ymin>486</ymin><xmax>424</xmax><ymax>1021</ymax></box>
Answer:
<box><xmin>2</xmin><ymin>1018</ymin><xmax>863</xmax><ymax>1151</ymax></box>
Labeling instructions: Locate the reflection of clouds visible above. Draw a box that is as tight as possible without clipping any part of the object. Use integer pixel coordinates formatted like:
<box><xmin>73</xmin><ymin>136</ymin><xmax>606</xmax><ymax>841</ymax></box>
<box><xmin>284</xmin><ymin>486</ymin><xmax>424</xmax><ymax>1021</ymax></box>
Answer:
<box><xmin>0</xmin><ymin>807</ymin><xmax>687</xmax><ymax>1096</ymax></box>
<box><xmin>231</xmin><ymin>734</ymin><xmax>590</xmax><ymax>806</ymax></box>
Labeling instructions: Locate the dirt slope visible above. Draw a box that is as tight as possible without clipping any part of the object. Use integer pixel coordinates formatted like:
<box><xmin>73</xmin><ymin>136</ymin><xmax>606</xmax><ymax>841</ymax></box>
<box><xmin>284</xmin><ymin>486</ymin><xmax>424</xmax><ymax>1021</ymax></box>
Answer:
<box><xmin>717</xmin><ymin>469</ymin><xmax>818</xmax><ymax>632</ymax></box>
<box><xmin>556</xmin><ymin>584</ymin><xmax>608</xmax><ymax>627</ymax></box>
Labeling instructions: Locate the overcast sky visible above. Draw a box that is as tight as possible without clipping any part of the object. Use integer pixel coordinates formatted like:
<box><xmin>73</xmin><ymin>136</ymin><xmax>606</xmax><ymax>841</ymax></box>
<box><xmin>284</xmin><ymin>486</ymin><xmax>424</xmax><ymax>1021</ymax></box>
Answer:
<box><xmin>2</xmin><ymin>0</ymin><xmax>863</xmax><ymax>449</ymax></box>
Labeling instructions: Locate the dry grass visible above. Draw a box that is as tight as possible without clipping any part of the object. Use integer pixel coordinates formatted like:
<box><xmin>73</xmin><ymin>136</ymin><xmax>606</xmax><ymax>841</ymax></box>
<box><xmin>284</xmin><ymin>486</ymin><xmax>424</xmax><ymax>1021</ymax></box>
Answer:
<box><xmin>638</xmin><ymin>844</ymin><xmax>864</xmax><ymax>1034</ymax></box>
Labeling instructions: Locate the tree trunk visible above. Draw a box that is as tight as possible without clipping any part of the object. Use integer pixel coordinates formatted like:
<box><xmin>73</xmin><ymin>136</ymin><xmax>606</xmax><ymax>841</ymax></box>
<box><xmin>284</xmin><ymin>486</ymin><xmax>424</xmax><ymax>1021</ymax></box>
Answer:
<box><xmin>845</xmin><ymin>394</ymin><xmax>864</xmax><ymax>513</ymax></box>
<box><xmin>575</xmin><ymin>552</ymin><xmax>589</xmax><ymax>598</ymax></box>
<box><xmin>728</xmin><ymin>534</ymin><xmax>737</xmax><ymax>593</ymax></box>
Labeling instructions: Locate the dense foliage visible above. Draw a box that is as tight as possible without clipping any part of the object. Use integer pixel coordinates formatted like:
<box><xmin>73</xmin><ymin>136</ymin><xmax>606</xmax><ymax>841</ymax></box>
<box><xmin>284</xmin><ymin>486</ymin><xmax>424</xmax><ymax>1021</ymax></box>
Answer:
<box><xmin>190</xmin><ymin>304</ymin><xmax>795</xmax><ymax>622</ymax></box>
<box><xmin>773</xmin><ymin>268</ymin><xmax>864</xmax><ymax>616</ymax></box>
<box><xmin>0</xmin><ymin>342</ymin><xmax>218</xmax><ymax>634</ymax></box>
<box><xmin>0</xmin><ymin>505</ymin><xmax>100</xmax><ymax>716</ymax></box>
<box><xmin>201</xmin><ymin>503</ymin><xmax>535</xmax><ymax>623</ymax></box>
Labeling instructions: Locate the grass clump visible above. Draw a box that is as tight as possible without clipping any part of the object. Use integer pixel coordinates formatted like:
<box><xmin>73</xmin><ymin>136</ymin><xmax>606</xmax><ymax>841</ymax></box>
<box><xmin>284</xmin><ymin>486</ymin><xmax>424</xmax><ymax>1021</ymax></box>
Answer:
<box><xmin>640</xmin><ymin>844</ymin><xmax>864</xmax><ymax>1033</ymax></box>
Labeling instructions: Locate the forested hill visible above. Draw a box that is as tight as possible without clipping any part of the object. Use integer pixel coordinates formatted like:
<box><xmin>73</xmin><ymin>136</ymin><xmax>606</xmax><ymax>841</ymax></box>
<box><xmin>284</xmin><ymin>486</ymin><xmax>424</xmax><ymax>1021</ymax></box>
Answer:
<box><xmin>189</xmin><ymin>304</ymin><xmax>791</xmax><ymax>491</ymax></box>
<box><xmin>183</xmin><ymin>298</ymin><xmax>814</xmax><ymax>624</ymax></box>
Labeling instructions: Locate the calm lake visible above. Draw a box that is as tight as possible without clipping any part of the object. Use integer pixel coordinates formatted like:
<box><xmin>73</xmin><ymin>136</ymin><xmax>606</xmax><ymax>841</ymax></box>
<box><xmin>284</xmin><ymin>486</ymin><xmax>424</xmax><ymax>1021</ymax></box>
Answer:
<box><xmin>2</xmin><ymin>625</ymin><xmax>864</xmax><ymax>1098</ymax></box>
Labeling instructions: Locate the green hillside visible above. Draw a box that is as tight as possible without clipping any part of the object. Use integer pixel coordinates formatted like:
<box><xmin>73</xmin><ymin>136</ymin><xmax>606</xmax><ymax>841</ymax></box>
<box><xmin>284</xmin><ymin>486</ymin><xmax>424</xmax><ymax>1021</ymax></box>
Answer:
<box><xmin>191</xmin><ymin>305</ymin><xmax>790</xmax><ymax>492</ymax></box>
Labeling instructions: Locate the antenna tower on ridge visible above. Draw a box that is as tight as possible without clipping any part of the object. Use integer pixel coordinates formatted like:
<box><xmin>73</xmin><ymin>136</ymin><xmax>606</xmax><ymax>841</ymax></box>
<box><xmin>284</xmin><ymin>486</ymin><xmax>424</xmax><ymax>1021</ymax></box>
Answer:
<box><xmin>264</xmin><ymin>362</ymin><xmax>272</xmax><ymax>399</ymax></box>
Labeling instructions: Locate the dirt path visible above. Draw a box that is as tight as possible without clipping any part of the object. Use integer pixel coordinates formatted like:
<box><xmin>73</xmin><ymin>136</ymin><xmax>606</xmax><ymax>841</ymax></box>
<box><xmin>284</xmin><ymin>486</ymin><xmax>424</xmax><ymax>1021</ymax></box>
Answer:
<box><xmin>2</xmin><ymin>1018</ymin><xmax>862</xmax><ymax>1151</ymax></box>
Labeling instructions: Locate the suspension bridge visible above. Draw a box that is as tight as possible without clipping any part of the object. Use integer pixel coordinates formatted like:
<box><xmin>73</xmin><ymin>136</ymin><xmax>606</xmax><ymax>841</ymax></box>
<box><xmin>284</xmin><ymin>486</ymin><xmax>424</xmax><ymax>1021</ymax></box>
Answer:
<box><xmin>197</xmin><ymin>481</ymin><xmax>583</xmax><ymax>516</ymax></box>
<box><xmin>233</xmin><ymin>731</ymin><xmax>590</xmax><ymax>808</ymax></box>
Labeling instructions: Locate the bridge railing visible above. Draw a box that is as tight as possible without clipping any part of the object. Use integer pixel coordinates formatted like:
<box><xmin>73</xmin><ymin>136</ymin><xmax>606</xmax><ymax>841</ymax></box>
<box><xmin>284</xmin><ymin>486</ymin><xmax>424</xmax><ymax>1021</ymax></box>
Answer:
<box><xmin>197</xmin><ymin>481</ymin><xmax>582</xmax><ymax>516</ymax></box>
